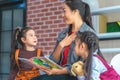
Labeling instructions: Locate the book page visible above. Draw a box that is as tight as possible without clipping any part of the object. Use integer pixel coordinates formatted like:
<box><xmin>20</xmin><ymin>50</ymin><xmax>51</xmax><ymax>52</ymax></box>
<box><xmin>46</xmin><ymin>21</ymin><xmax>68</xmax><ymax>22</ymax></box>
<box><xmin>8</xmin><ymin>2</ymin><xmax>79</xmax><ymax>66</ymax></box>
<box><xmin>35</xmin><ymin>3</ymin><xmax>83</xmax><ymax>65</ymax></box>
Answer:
<box><xmin>18</xmin><ymin>57</ymin><xmax>38</xmax><ymax>68</ymax></box>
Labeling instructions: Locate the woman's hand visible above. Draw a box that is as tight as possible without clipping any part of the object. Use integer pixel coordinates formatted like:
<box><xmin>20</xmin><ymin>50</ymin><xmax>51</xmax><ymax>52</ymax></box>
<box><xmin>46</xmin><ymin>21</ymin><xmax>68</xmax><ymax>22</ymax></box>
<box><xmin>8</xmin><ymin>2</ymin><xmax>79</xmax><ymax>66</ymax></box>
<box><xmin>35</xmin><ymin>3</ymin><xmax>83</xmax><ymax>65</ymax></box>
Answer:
<box><xmin>41</xmin><ymin>68</ymin><xmax>61</xmax><ymax>75</ymax></box>
<box><xmin>52</xmin><ymin>33</ymin><xmax>76</xmax><ymax>61</ymax></box>
<box><xmin>60</xmin><ymin>33</ymin><xmax>76</xmax><ymax>48</ymax></box>
<box><xmin>40</xmin><ymin>67</ymin><xmax>68</xmax><ymax>75</ymax></box>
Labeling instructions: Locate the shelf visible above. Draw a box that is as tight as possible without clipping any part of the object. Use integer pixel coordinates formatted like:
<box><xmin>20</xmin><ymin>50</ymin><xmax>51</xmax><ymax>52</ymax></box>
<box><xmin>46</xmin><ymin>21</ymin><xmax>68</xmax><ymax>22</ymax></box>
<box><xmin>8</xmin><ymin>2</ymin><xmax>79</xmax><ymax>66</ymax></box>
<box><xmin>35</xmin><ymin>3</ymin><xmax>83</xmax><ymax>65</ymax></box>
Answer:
<box><xmin>98</xmin><ymin>32</ymin><xmax>120</xmax><ymax>40</ymax></box>
<box><xmin>91</xmin><ymin>6</ymin><xmax>120</xmax><ymax>15</ymax></box>
<box><xmin>101</xmin><ymin>48</ymin><xmax>120</xmax><ymax>54</ymax></box>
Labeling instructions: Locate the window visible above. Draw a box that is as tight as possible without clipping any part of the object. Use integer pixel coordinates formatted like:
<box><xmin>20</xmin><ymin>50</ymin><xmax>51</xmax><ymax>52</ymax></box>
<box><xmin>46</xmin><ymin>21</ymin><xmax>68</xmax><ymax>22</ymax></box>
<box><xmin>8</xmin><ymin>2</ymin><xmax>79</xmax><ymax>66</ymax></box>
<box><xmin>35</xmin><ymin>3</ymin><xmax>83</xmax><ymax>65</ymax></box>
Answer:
<box><xmin>83</xmin><ymin>0</ymin><xmax>120</xmax><ymax>39</ymax></box>
<box><xmin>0</xmin><ymin>0</ymin><xmax>26</xmax><ymax>80</ymax></box>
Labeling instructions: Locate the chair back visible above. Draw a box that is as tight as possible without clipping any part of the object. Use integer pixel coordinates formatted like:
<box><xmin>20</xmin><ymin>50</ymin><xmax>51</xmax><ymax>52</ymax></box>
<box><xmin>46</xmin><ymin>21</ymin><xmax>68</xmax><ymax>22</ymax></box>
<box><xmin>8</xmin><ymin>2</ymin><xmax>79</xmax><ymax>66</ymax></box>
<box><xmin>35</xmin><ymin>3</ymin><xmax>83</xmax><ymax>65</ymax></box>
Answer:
<box><xmin>110</xmin><ymin>54</ymin><xmax>120</xmax><ymax>75</ymax></box>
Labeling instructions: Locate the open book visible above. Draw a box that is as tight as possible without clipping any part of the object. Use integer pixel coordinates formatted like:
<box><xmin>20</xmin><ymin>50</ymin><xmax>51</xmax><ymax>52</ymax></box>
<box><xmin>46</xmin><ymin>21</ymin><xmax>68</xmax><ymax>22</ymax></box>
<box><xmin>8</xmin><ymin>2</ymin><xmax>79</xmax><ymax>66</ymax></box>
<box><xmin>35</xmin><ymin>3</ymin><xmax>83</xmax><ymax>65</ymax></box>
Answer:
<box><xmin>18</xmin><ymin>56</ymin><xmax>62</xmax><ymax>69</ymax></box>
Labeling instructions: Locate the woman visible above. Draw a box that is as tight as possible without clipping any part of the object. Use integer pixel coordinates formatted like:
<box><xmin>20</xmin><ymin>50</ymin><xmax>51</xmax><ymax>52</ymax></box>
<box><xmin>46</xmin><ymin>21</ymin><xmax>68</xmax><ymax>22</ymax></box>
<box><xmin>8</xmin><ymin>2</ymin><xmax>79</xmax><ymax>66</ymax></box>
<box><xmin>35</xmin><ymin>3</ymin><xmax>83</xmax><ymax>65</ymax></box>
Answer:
<box><xmin>31</xmin><ymin>0</ymin><xmax>95</xmax><ymax>80</ymax></box>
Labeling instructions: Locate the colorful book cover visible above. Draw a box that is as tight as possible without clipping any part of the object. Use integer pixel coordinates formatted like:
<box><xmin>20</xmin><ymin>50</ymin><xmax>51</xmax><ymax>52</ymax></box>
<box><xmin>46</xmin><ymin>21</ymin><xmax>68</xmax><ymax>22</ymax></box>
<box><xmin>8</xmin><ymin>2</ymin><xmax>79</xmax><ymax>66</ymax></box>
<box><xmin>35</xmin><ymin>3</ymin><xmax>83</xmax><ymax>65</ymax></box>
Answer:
<box><xmin>18</xmin><ymin>56</ymin><xmax>62</xmax><ymax>69</ymax></box>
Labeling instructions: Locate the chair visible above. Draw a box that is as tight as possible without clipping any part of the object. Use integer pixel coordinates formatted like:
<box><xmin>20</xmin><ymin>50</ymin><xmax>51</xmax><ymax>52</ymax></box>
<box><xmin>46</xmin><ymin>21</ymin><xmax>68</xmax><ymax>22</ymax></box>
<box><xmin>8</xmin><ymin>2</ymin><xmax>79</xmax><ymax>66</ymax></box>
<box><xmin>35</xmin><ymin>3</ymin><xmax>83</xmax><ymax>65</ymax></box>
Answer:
<box><xmin>110</xmin><ymin>54</ymin><xmax>120</xmax><ymax>75</ymax></box>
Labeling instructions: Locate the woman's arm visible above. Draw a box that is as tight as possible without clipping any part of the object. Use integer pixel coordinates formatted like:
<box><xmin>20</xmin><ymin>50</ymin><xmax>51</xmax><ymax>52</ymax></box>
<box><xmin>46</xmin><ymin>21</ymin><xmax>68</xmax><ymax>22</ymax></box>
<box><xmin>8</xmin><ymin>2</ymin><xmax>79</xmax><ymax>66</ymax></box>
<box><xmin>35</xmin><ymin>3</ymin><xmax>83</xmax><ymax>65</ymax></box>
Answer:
<box><xmin>52</xmin><ymin>42</ymin><xmax>64</xmax><ymax>61</ymax></box>
<box><xmin>50</xmin><ymin>68</ymin><xmax>68</xmax><ymax>75</ymax></box>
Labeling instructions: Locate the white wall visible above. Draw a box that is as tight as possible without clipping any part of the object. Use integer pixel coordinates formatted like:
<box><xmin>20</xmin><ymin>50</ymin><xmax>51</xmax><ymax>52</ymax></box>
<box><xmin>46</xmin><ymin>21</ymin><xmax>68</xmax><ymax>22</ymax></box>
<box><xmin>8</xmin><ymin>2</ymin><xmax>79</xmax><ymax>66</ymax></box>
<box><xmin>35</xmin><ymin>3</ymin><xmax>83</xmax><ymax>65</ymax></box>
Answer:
<box><xmin>98</xmin><ymin>0</ymin><xmax>120</xmax><ymax>22</ymax></box>
<box><xmin>98</xmin><ymin>0</ymin><xmax>120</xmax><ymax>8</ymax></box>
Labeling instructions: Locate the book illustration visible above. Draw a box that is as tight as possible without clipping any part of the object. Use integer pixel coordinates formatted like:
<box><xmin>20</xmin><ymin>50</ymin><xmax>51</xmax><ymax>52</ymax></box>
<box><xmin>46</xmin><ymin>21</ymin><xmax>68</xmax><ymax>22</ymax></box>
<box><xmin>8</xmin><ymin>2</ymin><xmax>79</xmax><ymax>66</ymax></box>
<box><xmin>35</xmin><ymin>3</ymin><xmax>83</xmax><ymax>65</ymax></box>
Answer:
<box><xmin>18</xmin><ymin>56</ymin><xmax>62</xmax><ymax>69</ymax></box>
<box><xmin>31</xmin><ymin>57</ymin><xmax>62</xmax><ymax>69</ymax></box>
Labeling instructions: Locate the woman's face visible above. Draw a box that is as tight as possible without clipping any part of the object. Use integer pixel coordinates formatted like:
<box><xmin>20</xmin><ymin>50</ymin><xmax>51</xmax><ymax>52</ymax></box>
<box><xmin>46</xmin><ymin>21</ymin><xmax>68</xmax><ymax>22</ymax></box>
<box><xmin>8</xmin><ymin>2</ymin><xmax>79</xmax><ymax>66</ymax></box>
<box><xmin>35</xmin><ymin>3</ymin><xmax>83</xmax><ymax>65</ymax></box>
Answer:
<box><xmin>62</xmin><ymin>3</ymin><xmax>75</xmax><ymax>25</ymax></box>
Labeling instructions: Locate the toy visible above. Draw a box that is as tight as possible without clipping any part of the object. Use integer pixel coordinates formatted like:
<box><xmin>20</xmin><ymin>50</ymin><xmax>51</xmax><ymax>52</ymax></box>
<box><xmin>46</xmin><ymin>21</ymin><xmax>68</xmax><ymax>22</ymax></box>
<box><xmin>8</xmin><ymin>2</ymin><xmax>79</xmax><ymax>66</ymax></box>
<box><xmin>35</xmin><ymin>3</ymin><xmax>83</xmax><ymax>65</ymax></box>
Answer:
<box><xmin>71</xmin><ymin>61</ymin><xmax>85</xmax><ymax>76</ymax></box>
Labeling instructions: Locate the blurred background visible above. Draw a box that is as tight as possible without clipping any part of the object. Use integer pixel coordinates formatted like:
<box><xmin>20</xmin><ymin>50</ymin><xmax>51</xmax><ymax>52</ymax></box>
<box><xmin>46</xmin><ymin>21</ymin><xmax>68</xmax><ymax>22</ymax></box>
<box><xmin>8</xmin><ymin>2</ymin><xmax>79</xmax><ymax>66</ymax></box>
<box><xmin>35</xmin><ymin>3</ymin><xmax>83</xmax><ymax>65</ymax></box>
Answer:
<box><xmin>0</xmin><ymin>0</ymin><xmax>120</xmax><ymax>79</ymax></box>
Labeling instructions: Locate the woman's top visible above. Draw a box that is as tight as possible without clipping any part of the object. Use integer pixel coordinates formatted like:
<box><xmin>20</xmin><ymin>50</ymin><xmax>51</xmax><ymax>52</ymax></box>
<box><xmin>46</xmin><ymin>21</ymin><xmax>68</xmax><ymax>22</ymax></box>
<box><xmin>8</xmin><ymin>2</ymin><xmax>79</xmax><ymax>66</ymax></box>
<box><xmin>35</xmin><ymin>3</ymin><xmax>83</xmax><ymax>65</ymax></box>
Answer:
<box><xmin>49</xmin><ymin>22</ymin><xmax>95</xmax><ymax>74</ymax></box>
<box><xmin>61</xmin><ymin>32</ymin><xmax>75</xmax><ymax>66</ymax></box>
<box><xmin>8</xmin><ymin>48</ymin><xmax>41</xmax><ymax>80</ymax></box>
<box><xmin>61</xmin><ymin>45</ymin><xmax>71</xmax><ymax>66</ymax></box>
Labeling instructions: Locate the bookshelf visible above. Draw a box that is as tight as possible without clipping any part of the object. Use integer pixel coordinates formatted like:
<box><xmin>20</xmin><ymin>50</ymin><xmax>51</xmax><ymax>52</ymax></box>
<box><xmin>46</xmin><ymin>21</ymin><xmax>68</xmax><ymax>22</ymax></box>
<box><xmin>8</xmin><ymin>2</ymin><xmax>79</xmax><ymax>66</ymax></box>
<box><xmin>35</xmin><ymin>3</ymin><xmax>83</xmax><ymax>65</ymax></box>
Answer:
<box><xmin>91</xmin><ymin>6</ymin><xmax>120</xmax><ymax>39</ymax></box>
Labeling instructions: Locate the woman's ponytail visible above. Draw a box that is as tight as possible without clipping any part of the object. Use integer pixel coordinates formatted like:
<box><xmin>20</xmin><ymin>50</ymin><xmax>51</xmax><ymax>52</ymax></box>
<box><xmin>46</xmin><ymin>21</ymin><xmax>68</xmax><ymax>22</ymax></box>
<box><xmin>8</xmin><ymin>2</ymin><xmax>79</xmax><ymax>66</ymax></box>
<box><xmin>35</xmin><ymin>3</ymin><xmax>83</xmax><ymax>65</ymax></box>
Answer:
<box><xmin>84</xmin><ymin>2</ymin><xmax>94</xmax><ymax>30</ymax></box>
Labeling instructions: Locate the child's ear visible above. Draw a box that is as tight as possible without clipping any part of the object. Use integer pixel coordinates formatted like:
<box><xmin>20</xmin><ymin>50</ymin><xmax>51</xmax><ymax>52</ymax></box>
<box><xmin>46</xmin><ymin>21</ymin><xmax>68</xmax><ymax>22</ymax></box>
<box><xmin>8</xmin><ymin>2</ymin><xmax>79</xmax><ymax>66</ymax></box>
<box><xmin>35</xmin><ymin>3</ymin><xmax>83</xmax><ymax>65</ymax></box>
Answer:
<box><xmin>81</xmin><ymin>42</ymin><xmax>87</xmax><ymax>49</ymax></box>
<box><xmin>21</xmin><ymin>37</ymin><xmax>26</xmax><ymax>43</ymax></box>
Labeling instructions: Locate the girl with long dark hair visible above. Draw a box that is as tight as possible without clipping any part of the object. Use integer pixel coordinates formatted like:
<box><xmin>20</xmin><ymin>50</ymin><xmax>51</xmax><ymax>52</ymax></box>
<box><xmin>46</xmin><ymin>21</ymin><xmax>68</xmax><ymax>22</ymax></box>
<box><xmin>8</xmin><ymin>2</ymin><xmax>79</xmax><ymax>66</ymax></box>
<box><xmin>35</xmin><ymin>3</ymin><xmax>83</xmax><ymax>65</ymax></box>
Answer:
<box><xmin>74</xmin><ymin>31</ymin><xmax>106</xmax><ymax>80</ymax></box>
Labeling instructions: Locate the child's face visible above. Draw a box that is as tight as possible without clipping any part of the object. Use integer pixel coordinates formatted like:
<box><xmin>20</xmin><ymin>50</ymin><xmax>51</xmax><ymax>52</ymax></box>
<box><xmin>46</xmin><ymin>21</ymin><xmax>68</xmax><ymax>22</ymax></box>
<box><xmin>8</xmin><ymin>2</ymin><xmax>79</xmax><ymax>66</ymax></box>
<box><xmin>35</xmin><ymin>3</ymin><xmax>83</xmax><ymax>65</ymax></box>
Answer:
<box><xmin>22</xmin><ymin>29</ymin><xmax>38</xmax><ymax>47</ymax></box>
<box><xmin>75</xmin><ymin>40</ymin><xmax>86</xmax><ymax>57</ymax></box>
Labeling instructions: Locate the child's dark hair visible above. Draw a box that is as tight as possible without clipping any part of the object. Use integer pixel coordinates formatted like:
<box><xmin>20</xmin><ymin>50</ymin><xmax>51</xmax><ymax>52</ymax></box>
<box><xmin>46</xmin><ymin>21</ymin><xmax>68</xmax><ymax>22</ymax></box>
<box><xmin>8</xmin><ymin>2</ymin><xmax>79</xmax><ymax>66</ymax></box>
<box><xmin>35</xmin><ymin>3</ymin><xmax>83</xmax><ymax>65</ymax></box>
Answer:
<box><xmin>10</xmin><ymin>27</ymin><xmax>34</xmax><ymax>69</ymax></box>
<box><xmin>76</xmin><ymin>31</ymin><xmax>105</xmax><ymax>80</ymax></box>
<box><xmin>65</xmin><ymin>0</ymin><xmax>94</xmax><ymax>35</ymax></box>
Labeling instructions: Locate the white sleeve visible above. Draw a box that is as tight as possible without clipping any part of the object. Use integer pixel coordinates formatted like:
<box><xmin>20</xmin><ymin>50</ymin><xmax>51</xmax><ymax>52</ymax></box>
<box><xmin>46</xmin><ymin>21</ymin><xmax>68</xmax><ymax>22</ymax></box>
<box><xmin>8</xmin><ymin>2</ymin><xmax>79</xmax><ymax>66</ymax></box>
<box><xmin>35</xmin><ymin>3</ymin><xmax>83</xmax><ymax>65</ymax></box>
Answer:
<box><xmin>77</xmin><ymin>76</ymin><xmax>85</xmax><ymax>80</ymax></box>
<box><xmin>91</xmin><ymin>56</ymin><xmax>107</xmax><ymax>80</ymax></box>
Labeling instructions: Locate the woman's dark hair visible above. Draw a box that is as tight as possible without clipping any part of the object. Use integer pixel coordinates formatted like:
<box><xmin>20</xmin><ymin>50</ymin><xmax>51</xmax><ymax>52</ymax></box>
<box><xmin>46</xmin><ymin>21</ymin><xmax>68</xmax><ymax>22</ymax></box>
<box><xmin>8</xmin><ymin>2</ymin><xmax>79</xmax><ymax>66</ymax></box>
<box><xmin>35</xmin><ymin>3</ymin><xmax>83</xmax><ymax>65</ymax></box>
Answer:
<box><xmin>65</xmin><ymin>0</ymin><xmax>94</xmax><ymax>35</ymax></box>
<box><xmin>76</xmin><ymin>31</ymin><xmax>105</xmax><ymax>80</ymax></box>
<box><xmin>10</xmin><ymin>27</ymin><xmax>33</xmax><ymax>69</ymax></box>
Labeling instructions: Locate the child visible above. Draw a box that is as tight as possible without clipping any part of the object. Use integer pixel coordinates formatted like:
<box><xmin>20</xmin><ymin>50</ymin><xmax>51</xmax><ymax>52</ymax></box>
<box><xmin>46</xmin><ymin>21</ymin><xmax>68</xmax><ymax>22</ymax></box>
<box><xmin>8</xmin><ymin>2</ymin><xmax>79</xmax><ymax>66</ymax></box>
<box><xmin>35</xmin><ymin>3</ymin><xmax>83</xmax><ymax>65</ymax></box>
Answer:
<box><xmin>73</xmin><ymin>31</ymin><xmax>107</xmax><ymax>80</ymax></box>
<box><xmin>8</xmin><ymin>27</ymin><xmax>42</xmax><ymax>80</ymax></box>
